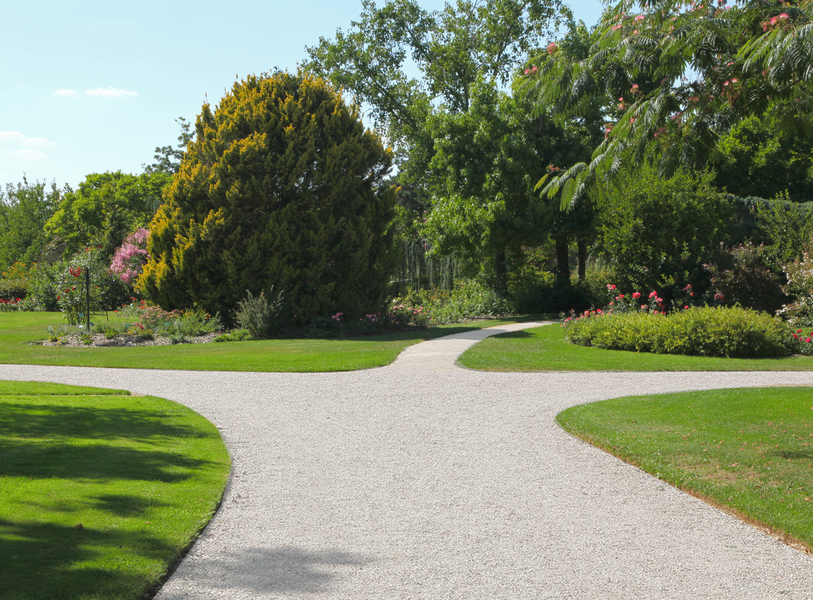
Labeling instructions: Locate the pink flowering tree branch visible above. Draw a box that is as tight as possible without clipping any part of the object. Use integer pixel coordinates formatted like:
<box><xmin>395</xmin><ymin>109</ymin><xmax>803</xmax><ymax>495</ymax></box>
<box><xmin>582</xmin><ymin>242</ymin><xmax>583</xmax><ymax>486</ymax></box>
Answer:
<box><xmin>110</xmin><ymin>228</ymin><xmax>150</xmax><ymax>286</ymax></box>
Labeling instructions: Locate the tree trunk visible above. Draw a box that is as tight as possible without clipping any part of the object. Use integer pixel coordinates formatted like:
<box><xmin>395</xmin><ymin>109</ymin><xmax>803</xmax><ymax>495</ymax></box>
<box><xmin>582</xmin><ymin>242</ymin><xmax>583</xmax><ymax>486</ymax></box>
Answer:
<box><xmin>493</xmin><ymin>249</ymin><xmax>507</xmax><ymax>293</ymax></box>
<box><xmin>555</xmin><ymin>236</ymin><xmax>570</xmax><ymax>287</ymax></box>
<box><xmin>577</xmin><ymin>239</ymin><xmax>587</xmax><ymax>282</ymax></box>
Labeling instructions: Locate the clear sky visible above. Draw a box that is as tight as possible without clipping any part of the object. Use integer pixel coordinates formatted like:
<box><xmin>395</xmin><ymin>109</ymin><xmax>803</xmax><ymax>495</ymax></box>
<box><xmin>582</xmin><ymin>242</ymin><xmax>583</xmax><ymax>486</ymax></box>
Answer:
<box><xmin>2</xmin><ymin>0</ymin><xmax>604</xmax><ymax>190</ymax></box>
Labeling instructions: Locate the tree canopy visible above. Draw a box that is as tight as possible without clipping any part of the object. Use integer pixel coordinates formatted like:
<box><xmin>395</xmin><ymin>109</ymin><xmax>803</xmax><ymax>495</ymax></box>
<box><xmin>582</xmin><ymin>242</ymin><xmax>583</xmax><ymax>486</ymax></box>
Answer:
<box><xmin>518</xmin><ymin>0</ymin><xmax>813</xmax><ymax>207</ymax></box>
<box><xmin>305</xmin><ymin>0</ymin><xmax>565</xmax><ymax>182</ymax></box>
<box><xmin>44</xmin><ymin>170</ymin><xmax>172</xmax><ymax>260</ymax></box>
<box><xmin>139</xmin><ymin>71</ymin><xmax>397</xmax><ymax>323</ymax></box>
<box><xmin>0</xmin><ymin>178</ymin><xmax>65</xmax><ymax>271</ymax></box>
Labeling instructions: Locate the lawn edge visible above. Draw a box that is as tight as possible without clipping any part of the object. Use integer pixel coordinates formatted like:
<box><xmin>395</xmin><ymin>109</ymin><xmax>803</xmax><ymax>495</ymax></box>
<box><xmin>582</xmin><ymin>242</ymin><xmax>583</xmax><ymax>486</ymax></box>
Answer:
<box><xmin>555</xmin><ymin>411</ymin><xmax>813</xmax><ymax>558</ymax></box>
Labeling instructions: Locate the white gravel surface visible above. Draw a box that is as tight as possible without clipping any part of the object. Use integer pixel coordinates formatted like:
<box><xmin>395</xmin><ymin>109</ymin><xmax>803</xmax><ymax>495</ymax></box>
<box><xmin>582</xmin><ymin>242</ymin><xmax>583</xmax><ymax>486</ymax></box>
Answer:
<box><xmin>2</xmin><ymin>322</ymin><xmax>813</xmax><ymax>599</ymax></box>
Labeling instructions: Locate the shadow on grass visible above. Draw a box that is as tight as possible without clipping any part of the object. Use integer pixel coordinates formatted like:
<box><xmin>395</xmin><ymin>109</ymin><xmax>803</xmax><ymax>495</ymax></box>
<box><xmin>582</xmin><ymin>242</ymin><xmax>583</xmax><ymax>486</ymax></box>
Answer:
<box><xmin>0</xmin><ymin>517</ymin><xmax>174</xmax><ymax>600</ymax></box>
<box><xmin>0</xmin><ymin>402</ymin><xmax>208</xmax><ymax>440</ymax></box>
<box><xmin>178</xmin><ymin>545</ymin><xmax>374</xmax><ymax>594</ymax></box>
<box><xmin>1</xmin><ymin>440</ymin><xmax>211</xmax><ymax>482</ymax></box>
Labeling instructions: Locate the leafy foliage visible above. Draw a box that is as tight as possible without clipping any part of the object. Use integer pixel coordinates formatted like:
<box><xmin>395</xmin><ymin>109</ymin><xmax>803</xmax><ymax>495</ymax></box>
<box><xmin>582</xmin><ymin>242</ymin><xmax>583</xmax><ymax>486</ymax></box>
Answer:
<box><xmin>705</xmin><ymin>241</ymin><xmax>787</xmax><ymax>314</ymax></box>
<box><xmin>520</xmin><ymin>0</ymin><xmax>813</xmax><ymax>207</ymax></box>
<box><xmin>0</xmin><ymin>178</ymin><xmax>64</xmax><ymax>271</ymax></box>
<box><xmin>44</xmin><ymin>171</ymin><xmax>171</xmax><ymax>260</ymax></box>
<box><xmin>233</xmin><ymin>288</ymin><xmax>286</xmax><ymax>339</ymax></box>
<box><xmin>306</xmin><ymin>0</ymin><xmax>565</xmax><ymax>187</ymax></box>
<box><xmin>564</xmin><ymin>306</ymin><xmax>790</xmax><ymax>358</ymax></box>
<box><xmin>714</xmin><ymin>114</ymin><xmax>813</xmax><ymax>202</ymax></box>
<box><xmin>139</xmin><ymin>71</ymin><xmax>397</xmax><ymax>324</ymax></box>
<box><xmin>599</xmin><ymin>168</ymin><xmax>734</xmax><ymax>297</ymax></box>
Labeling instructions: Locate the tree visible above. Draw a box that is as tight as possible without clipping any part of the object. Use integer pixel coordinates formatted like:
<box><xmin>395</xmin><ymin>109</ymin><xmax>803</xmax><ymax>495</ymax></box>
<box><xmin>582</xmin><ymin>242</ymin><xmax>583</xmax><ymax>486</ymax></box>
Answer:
<box><xmin>44</xmin><ymin>171</ymin><xmax>172</xmax><ymax>260</ymax></box>
<box><xmin>714</xmin><ymin>112</ymin><xmax>813</xmax><ymax>202</ymax></box>
<box><xmin>305</xmin><ymin>0</ymin><xmax>565</xmax><ymax>184</ymax></box>
<box><xmin>143</xmin><ymin>117</ymin><xmax>194</xmax><ymax>175</ymax></box>
<box><xmin>0</xmin><ymin>178</ymin><xmax>65</xmax><ymax>271</ymax></box>
<box><xmin>421</xmin><ymin>77</ymin><xmax>598</xmax><ymax>289</ymax></box>
<box><xmin>139</xmin><ymin>71</ymin><xmax>397</xmax><ymax>324</ymax></box>
<box><xmin>520</xmin><ymin>0</ymin><xmax>813</xmax><ymax>208</ymax></box>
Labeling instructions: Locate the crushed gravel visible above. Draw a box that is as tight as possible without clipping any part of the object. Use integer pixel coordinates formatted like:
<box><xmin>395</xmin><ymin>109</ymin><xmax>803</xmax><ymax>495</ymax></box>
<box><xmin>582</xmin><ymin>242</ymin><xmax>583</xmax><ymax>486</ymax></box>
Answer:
<box><xmin>2</xmin><ymin>321</ymin><xmax>813</xmax><ymax>599</ymax></box>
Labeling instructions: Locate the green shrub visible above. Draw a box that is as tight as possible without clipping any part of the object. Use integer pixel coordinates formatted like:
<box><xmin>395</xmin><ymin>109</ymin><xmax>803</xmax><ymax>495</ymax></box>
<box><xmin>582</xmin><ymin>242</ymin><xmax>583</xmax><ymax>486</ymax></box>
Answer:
<box><xmin>407</xmin><ymin>279</ymin><xmax>513</xmax><ymax>323</ymax></box>
<box><xmin>565</xmin><ymin>306</ymin><xmax>789</xmax><ymax>358</ymax></box>
<box><xmin>233</xmin><ymin>288</ymin><xmax>286</xmax><ymax>339</ymax></box>
<box><xmin>600</xmin><ymin>168</ymin><xmax>734</xmax><ymax>299</ymax></box>
<box><xmin>214</xmin><ymin>329</ymin><xmax>252</xmax><ymax>343</ymax></box>
<box><xmin>705</xmin><ymin>241</ymin><xmax>786</xmax><ymax>314</ymax></box>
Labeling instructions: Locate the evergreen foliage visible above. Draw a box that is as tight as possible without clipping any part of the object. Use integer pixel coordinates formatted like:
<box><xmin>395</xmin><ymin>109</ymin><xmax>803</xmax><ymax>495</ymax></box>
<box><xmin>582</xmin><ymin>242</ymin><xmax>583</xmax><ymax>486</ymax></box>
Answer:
<box><xmin>139</xmin><ymin>71</ymin><xmax>397</xmax><ymax>324</ymax></box>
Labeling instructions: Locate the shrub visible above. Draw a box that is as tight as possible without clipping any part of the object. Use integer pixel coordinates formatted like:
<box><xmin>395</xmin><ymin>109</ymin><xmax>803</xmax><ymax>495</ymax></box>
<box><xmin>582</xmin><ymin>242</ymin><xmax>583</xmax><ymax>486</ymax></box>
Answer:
<box><xmin>214</xmin><ymin>329</ymin><xmax>252</xmax><ymax>343</ymax></box>
<box><xmin>139</xmin><ymin>71</ymin><xmax>397</xmax><ymax>325</ymax></box>
<box><xmin>600</xmin><ymin>168</ymin><xmax>734</xmax><ymax>300</ymax></box>
<box><xmin>778</xmin><ymin>251</ymin><xmax>813</xmax><ymax>327</ymax></box>
<box><xmin>564</xmin><ymin>306</ymin><xmax>789</xmax><ymax>358</ymax></box>
<box><xmin>407</xmin><ymin>279</ymin><xmax>513</xmax><ymax>323</ymax></box>
<box><xmin>233</xmin><ymin>288</ymin><xmax>286</xmax><ymax>339</ymax></box>
<box><xmin>705</xmin><ymin>242</ymin><xmax>786</xmax><ymax>314</ymax></box>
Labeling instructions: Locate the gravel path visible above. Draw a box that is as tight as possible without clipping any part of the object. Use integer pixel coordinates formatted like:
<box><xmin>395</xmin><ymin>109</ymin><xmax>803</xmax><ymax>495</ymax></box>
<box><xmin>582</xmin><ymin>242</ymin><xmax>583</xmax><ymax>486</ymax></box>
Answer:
<box><xmin>2</xmin><ymin>322</ymin><xmax>813</xmax><ymax>599</ymax></box>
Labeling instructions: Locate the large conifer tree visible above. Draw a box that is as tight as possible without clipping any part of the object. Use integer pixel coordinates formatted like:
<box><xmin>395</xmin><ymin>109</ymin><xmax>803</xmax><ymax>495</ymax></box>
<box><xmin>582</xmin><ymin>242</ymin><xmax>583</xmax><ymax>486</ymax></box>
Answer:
<box><xmin>139</xmin><ymin>71</ymin><xmax>397</xmax><ymax>323</ymax></box>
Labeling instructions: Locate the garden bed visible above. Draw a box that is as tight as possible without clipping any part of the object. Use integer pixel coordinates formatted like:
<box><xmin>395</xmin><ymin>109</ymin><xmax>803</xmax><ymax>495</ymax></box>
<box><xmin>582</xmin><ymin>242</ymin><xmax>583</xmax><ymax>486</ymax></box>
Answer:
<box><xmin>40</xmin><ymin>332</ymin><xmax>222</xmax><ymax>348</ymax></box>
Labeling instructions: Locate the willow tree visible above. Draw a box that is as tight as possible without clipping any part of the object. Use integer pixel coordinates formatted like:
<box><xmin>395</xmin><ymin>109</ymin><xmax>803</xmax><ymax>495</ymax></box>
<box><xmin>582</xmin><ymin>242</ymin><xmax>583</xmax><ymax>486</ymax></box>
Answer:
<box><xmin>139</xmin><ymin>71</ymin><xmax>397</xmax><ymax>323</ymax></box>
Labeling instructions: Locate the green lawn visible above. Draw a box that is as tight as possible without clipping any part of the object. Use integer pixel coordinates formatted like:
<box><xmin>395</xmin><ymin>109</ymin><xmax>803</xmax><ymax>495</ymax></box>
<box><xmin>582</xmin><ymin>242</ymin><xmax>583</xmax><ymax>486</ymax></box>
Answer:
<box><xmin>458</xmin><ymin>323</ymin><xmax>813</xmax><ymax>371</ymax></box>
<box><xmin>557</xmin><ymin>387</ymin><xmax>813</xmax><ymax>552</ymax></box>
<box><xmin>0</xmin><ymin>312</ymin><xmax>533</xmax><ymax>372</ymax></box>
<box><xmin>0</xmin><ymin>380</ymin><xmax>230</xmax><ymax>600</ymax></box>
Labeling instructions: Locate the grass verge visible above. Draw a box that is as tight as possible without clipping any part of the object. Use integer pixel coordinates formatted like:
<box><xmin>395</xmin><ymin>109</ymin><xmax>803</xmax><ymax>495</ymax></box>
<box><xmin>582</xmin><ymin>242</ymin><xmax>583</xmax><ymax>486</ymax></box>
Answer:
<box><xmin>458</xmin><ymin>324</ymin><xmax>813</xmax><ymax>371</ymax></box>
<box><xmin>0</xmin><ymin>312</ymin><xmax>538</xmax><ymax>372</ymax></box>
<box><xmin>0</xmin><ymin>380</ymin><xmax>230</xmax><ymax>600</ymax></box>
<box><xmin>557</xmin><ymin>387</ymin><xmax>813</xmax><ymax>553</ymax></box>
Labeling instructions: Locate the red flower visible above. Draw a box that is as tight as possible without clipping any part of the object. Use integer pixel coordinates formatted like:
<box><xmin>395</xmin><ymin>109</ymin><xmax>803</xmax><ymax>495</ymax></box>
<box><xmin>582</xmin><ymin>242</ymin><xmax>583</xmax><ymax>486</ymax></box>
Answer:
<box><xmin>632</xmin><ymin>292</ymin><xmax>641</xmax><ymax>300</ymax></box>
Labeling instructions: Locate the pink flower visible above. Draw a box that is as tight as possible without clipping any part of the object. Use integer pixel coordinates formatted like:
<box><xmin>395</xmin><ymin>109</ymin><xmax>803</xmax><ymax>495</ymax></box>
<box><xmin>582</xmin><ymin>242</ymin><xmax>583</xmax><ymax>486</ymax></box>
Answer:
<box><xmin>649</xmin><ymin>290</ymin><xmax>658</xmax><ymax>299</ymax></box>
<box><xmin>546</xmin><ymin>42</ymin><xmax>558</xmax><ymax>54</ymax></box>
<box><xmin>641</xmin><ymin>305</ymin><xmax>647</xmax><ymax>310</ymax></box>
<box><xmin>632</xmin><ymin>292</ymin><xmax>641</xmax><ymax>300</ymax></box>
<box><xmin>779</xmin><ymin>12</ymin><xmax>789</xmax><ymax>20</ymax></box>
<box><xmin>684</xmin><ymin>305</ymin><xmax>689</xmax><ymax>310</ymax></box>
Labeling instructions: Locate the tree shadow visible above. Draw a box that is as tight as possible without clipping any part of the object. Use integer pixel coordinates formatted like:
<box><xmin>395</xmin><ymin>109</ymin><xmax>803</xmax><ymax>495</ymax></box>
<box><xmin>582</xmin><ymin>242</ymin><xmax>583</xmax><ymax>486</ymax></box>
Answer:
<box><xmin>0</xmin><ymin>401</ymin><xmax>207</xmax><ymax>441</ymax></box>
<box><xmin>179</xmin><ymin>545</ymin><xmax>374</xmax><ymax>595</ymax></box>
<box><xmin>0</xmin><ymin>440</ymin><xmax>209</xmax><ymax>482</ymax></box>
<box><xmin>0</xmin><ymin>517</ymin><xmax>176</xmax><ymax>600</ymax></box>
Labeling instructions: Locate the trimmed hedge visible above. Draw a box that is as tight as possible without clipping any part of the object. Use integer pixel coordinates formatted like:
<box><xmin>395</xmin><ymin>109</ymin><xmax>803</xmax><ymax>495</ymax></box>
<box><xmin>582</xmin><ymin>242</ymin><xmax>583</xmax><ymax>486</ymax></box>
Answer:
<box><xmin>564</xmin><ymin>306</ymin><xmax>789</xmax><ymax>358</ymax></box>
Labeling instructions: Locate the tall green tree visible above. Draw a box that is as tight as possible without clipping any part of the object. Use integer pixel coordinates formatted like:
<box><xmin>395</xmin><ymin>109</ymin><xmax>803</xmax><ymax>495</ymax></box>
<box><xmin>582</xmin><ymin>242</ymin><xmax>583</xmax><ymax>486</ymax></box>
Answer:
<box><xmin>44</xmin><ymin>171</ymin><xmax>172</xmax><ymax>260</ymax></box>
<box><xmin>139</xmin><ymin>71</ymin><xmax>397</xmax><ymax>324</ymax></box>
<box><xmin>0</xmin><ymin>178</ymin><xmax>65</xmax><ymax>271</ymax></box>
<box><xmin>305</xmin><ymin>0</ymin><xmax>565</xmax><ymax>183</ymax></box>
<box><xmin>421</xmin><ymin>77</ymin><xmax>598</xmax><ymax>289</ymax></box>
<box><xmin>520</xmin><ymin>0</ymin><xmax>813</xmax><ymax>207</ymax></box>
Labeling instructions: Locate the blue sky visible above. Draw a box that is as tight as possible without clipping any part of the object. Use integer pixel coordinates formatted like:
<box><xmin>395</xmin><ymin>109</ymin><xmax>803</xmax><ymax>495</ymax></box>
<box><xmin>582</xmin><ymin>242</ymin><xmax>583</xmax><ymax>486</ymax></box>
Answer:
<box><xmin>2</xmin><ymin>0</ymin><xmax>604</xmax><ymax>190</ymax></box>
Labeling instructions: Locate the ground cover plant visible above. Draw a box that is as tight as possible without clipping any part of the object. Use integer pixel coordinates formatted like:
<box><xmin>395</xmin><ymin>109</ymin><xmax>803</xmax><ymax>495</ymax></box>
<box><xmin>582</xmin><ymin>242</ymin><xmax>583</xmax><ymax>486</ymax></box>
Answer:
<box><xmin>457</xmin><ymin>324</ymin><xmax>813</xmax><ymax>371</ymax></box>
<box><xmin>556</xmin><ymin>387</ymin><xmax>813</xmax><ymax>553</ymax></box>
<box><xmin>0</xmin><ymin>380</ymin><xmax>230</xmax><ymax>600</ymax></box>
<box><xmin>0</xmin><ymin>311</ymin><xmax>533</xmax><ymax>372</ymax></box>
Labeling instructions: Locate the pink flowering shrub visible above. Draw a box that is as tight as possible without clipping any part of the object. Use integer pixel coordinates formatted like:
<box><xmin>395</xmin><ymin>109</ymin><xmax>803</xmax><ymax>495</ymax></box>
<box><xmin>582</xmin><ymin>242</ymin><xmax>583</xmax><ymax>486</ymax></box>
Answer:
<box><xmin>110</xmin><ymin>228</ymin><xmax>150</xmax><ymax>285</ymax></box>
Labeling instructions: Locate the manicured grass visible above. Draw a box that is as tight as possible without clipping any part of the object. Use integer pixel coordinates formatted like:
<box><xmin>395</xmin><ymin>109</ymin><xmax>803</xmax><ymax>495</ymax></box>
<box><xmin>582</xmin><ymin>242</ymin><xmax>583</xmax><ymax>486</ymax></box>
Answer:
<box><xmin>458</xmin><ymin>324</ymin><xmax>813</xmax><ymax>371</ymax></box>
<box><xmin>0</xmin><ymin>312</ymin><xmax>535</xmax><ymax>372</ymax></box>
<box><xmin>557</xmin><ymin>387</ymin><xmax>813</xmax><ymax>552</ymax></box>
<box><xmin>0</xmin><ymin>380</ymin><xmax>230</xmax><ymax>600</ymax></box>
